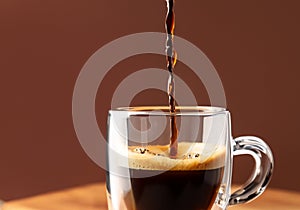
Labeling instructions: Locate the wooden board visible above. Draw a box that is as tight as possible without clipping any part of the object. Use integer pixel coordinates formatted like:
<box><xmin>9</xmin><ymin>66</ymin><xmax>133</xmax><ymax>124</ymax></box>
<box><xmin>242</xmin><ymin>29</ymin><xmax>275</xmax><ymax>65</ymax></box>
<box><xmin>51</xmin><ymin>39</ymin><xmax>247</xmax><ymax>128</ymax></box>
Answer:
<box><xmin>2</xmin><ymin>183</ymin><xmax>300</xmax><ymax>210</ymax></box>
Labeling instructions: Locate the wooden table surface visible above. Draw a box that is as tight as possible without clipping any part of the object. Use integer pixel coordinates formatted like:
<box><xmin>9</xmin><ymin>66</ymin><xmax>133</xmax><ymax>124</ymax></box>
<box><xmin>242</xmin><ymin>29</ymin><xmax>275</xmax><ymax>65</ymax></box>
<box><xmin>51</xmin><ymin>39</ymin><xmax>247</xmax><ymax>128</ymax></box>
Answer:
<box><xmin>2</xmin><ymin>183</ymin><xmax>300</xmax><ymax>210</ymax></box>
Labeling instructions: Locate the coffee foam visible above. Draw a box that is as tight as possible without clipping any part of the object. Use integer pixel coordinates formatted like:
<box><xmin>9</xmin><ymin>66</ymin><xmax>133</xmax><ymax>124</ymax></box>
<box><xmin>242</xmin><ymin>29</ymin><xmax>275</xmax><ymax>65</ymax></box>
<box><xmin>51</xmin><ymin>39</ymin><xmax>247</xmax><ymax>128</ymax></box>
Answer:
<box><xmin>128</xmin><ymin>142</ymin><xmax>225</xmax><ymax>170</ymax></box>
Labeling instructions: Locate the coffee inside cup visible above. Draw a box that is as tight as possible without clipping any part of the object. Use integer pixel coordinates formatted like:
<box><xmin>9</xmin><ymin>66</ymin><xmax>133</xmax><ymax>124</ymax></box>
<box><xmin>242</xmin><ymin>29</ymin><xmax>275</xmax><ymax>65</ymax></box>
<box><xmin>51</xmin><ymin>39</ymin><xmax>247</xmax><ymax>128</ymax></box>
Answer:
<box><xmin>126</xmin><ymin>142</ymin><xmax>225</xmax><ymax>210</ymax></box>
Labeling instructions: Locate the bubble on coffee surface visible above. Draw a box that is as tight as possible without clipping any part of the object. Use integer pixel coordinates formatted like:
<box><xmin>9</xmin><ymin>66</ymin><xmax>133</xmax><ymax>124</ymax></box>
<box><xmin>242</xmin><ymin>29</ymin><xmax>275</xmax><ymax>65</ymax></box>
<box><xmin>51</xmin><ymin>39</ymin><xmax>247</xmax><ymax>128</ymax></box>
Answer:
<box><xmin>128</xmin><ymin>142</ymin><xmax>225</xmax><ymax>170</ymax></box>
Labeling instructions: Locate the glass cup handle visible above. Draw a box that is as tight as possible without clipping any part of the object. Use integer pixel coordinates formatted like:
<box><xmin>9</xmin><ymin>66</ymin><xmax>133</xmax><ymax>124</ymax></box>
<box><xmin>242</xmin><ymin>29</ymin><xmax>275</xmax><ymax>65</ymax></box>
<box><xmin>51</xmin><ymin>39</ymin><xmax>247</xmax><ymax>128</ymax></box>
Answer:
<box><xmin>229</xmin><ymin>136</ymin><xmax>274</xmax><ymax>206</ymax></box>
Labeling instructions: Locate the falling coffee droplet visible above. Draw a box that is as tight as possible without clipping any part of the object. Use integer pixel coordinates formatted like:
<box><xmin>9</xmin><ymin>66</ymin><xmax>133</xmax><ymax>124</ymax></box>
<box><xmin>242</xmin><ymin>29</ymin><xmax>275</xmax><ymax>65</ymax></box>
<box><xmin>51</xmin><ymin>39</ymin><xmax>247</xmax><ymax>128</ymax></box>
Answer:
<box><xmin>165</xmin><ymin>0</ymin><xmax>178</xmax><ymax>158</ymax></box>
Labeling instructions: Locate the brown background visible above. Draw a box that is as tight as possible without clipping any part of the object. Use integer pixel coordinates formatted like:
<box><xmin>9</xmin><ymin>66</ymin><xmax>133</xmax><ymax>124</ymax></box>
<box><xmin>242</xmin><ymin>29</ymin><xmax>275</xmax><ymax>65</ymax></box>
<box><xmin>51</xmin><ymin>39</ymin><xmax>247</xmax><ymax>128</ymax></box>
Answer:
<box><xmin>1</xmin><ymin>0</ymin><xmax>300</xmax><ymax>201</ymax></box>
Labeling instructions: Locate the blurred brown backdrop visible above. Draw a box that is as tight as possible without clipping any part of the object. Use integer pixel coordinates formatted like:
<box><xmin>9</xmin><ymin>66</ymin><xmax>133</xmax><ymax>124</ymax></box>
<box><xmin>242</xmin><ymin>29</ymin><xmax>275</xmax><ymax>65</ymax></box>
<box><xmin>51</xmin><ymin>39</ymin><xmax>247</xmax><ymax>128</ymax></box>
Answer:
<box><xmin>1</xmin><ymin>0</ymin><xmax>299</xmax><ymax>201</ymax></box>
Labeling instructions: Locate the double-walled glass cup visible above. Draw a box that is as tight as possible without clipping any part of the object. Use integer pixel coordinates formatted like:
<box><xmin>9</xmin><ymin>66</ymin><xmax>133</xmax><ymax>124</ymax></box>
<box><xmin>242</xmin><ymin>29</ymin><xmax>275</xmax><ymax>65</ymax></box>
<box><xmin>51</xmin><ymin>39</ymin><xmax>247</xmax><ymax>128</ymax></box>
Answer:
<box><xmin>106</xmin><ymin>106</ymin><xmax>274</xmax><ymax>210</ymax></box>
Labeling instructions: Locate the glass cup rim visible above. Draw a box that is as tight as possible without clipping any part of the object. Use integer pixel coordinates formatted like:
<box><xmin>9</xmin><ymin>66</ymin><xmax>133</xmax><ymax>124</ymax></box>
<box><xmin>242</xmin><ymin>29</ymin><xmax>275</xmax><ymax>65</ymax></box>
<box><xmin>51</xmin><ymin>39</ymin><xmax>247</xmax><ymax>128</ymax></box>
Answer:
<box><xmin>109</xmin><ymin>106</ymin><xmax>227</xmax><ymax>116</ymax></box>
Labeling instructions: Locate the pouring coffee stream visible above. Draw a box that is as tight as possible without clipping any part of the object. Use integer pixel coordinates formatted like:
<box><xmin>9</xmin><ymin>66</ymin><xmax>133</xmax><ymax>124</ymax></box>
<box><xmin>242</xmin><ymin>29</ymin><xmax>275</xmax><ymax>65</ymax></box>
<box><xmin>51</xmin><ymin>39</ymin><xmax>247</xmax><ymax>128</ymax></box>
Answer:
<box><xmin>165</xmin><ymin>0</ymin><xmax>178</xmax><ymax>158</ymax></box>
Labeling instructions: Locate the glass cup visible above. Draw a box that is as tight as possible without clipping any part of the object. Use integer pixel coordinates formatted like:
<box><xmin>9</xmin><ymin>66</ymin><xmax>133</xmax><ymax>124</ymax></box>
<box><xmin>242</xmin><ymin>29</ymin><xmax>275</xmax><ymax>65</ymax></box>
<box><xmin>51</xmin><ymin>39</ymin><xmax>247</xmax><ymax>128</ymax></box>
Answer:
<box><xmin>106</xmin><ymin>106</ymin><xmax>274</xmax><ymax>210</ymax></box>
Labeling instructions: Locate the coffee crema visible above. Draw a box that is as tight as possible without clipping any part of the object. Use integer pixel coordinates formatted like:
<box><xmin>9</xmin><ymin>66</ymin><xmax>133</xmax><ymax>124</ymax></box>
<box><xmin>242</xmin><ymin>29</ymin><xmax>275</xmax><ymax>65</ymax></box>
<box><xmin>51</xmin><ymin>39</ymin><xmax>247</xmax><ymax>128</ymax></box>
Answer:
<box><xmin>128</xmin><ymin>142</ymin><xmax>225</xmax><ymax>171</ymax></box>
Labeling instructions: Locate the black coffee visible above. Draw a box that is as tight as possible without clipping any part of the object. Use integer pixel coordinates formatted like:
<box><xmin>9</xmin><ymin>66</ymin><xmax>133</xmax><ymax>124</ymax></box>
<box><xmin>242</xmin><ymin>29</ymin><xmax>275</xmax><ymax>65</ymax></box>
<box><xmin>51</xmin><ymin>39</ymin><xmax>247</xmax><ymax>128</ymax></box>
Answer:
<box><xmin>130</xmin><ymin>167</ymin><xmax>224</xmax><ymax>210</ymax></box>
<box><xmin>124</xmin><ymin>143</ymin><xmax>226</xmax><ymax>210</ymax></box>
